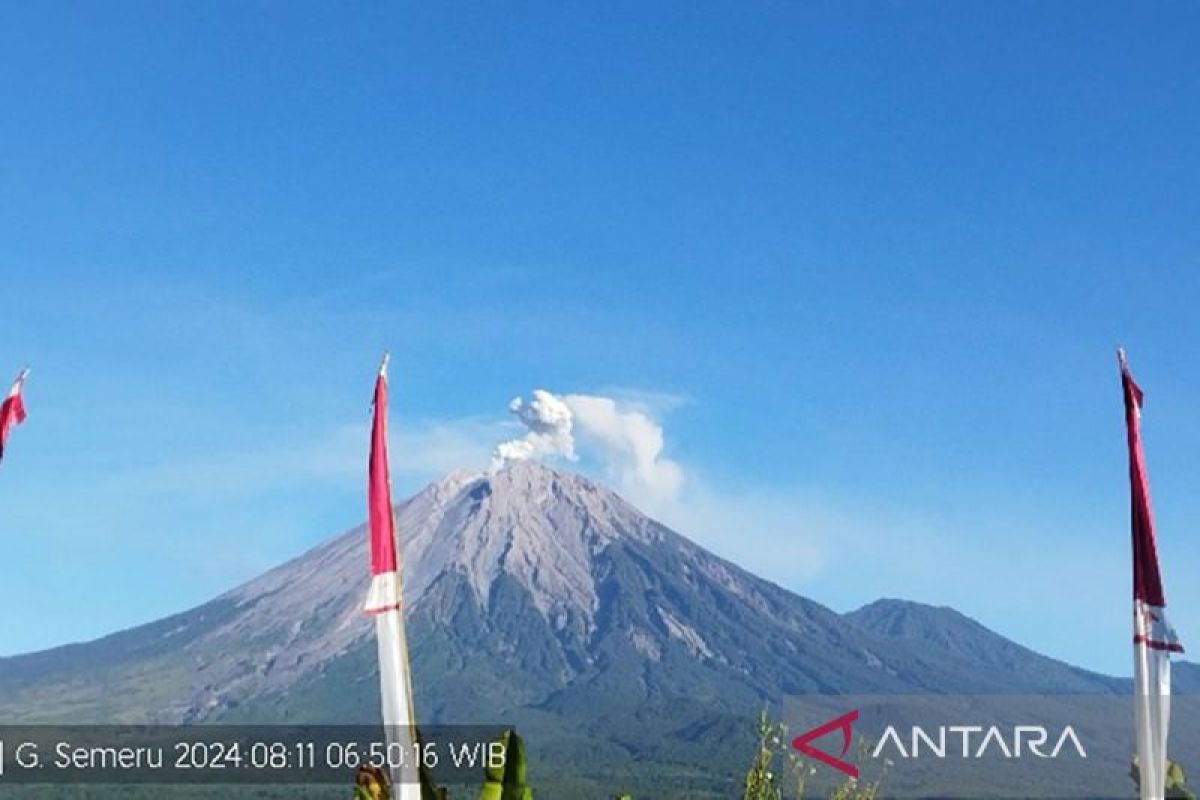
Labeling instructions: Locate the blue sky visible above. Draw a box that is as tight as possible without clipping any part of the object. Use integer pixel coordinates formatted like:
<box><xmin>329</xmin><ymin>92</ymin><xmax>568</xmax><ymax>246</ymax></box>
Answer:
<box><xmin>0</xmin><ymin>2</ymin><xmax>1197</xmax><ymax>675</ymax></box>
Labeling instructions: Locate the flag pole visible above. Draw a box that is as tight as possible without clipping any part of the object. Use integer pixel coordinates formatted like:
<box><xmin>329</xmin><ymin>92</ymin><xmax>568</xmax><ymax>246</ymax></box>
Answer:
<box><xmin>364</xmin><ymin>352</ymin><xmax>421</xmax><ymax>799</ymax></box>
<box><xmin>381</xmin><ymin>351</ymin><xmax>418</xmax><ymax>740</ymax></box>
<box><xmin>1118</xmin><ymin>349</ymin><xmax>1184</xmax><ymax>800</ymax></box>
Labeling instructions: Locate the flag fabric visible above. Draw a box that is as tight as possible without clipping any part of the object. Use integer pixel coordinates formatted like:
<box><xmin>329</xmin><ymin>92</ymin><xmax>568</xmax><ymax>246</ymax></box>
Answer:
<box><xmin>363</xmin><ymin>354</ymin><xmax>421</xmax><ymax>798</ymax></box>
<box><xmin>1119</xmin><ymin>350</ymin><xmax>1184</xmax><ymax>800</ymax></box>
<box><xmin>0</xmin><ymin>368</ymin><xmax>29</xmax><ymax>463</ymax></box>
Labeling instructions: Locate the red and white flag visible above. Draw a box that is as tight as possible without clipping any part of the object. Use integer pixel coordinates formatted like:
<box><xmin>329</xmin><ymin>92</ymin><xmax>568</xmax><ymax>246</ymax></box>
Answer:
<box><xmin>1118</xmin><ymin>349</ymin><xmax>1184</xmax><ymax>800</ymax></box>
<box><xmin>0</xmin><ymin>368</ymin><xmax>30</xmax><ymax>463</ymax></box>
<box><xmin>363</xmin><ymin>354</ymin><xmax>421</xmax><ymax>797</ymax></box>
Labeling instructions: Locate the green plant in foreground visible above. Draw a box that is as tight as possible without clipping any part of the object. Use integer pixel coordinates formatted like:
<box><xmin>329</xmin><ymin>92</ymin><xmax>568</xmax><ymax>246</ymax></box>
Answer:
<box><xmin>352</xmin><ymin>765</ymin><xmax>390</xmax><ymax>800</ymax></box>
<box><xmin>478</xmin><ymin>728</ymin><xmax>533</xmax><ymax>800</ymax></box>
<box><xmin>351</xmin><ymin>729</ymin><xmax>534</xmax><ymax>800</ymax></box>
<box><xmin>743</xmin><ymin>708</ymin><xmax>783</xmax><ymax>800</ymax></box>
<box><xmin>1131</xmin><ymin>756</ymin><xmax>1195</xmax><ymax>800</ymax></box>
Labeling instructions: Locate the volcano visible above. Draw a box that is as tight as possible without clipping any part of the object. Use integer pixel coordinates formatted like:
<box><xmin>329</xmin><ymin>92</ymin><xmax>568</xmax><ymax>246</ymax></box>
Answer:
<box><xmin>0</xmin><ymin>461</ymin><xmax>1151</xmax><ymax>797</ymax></box>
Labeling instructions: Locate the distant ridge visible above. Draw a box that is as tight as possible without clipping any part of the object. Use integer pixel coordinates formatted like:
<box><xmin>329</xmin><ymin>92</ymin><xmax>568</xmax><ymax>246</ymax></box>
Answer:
<box><xmin>845</xmin><ymin>598</ymin><xmax>1125</xmax><ymax>692</ymax></box>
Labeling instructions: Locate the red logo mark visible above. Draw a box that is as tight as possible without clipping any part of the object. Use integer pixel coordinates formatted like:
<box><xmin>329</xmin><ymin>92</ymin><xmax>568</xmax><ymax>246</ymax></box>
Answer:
<box><xmin>792</xmin><ymin>709</ymin><xmax>860</xmax><ymax>779</ymax></box>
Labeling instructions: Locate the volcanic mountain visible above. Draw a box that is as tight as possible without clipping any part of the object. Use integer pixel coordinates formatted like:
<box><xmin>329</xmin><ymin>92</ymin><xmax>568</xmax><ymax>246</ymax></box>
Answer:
<box><xmin>0</xmin><ymin>462</ymin><xmax>1144</xmax><ymax>796</ymax></box>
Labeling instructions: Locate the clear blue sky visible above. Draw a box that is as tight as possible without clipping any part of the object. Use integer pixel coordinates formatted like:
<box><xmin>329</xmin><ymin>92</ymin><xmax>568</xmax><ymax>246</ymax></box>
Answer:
<box><xmin>1</xmin><ymin>2</ymin><xmax>1197</xmax><ymax>675</ymax></box>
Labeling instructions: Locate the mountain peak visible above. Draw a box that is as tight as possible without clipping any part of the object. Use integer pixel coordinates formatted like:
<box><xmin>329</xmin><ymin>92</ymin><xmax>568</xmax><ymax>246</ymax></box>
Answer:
<box><xmin>425</xmin><ymin>466</ymin><xmax>487</xmax><ymax>498</ymax></box>
<box><xmin>421</xmin><ymin>460</ymin><xmax>613</xmax><ymax>511</ymax></box>
<box><xmin>846</xmin><ymin>598</ymin><xmax>1003</xmax><ymax>645</ymax></box>
<box><xmin>467</xmin><ymin>459</ymin><xmax>609</xmax><ymax>499</ymax></box>
<box><xmin>844</xmin><ymin>598</ymin><xmax>1120</xmax><ymax>691</ymax></box>
<box><xmin>160</xmin><ymin>462</ymin><xmax>670</xmax><ymax>720</ymax></box>
<box><xmin>402</xmin><ymin>461</ymin><xmax>664</xmax><ymax>622</ymax></box>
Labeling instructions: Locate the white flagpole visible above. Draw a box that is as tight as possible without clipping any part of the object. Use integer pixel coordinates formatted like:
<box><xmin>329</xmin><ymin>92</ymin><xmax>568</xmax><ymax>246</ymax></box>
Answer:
<box><xmin>1119</xmin><ymin>349</ymin><xmax>1185</xmax><ymax>800</ymax></box>
<box><xmin>365</xmin><ymin>354</ymin><xmax>421</xmax><ymax>798</ymax></box>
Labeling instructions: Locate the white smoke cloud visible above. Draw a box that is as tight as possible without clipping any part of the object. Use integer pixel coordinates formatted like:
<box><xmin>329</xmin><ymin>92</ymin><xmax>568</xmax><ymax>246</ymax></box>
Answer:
<box><xmin>492</xmin><ymin>389</ymin><xmax>684</xmax><ymax>506</ymax></box>
<box><xmin>491</xmin><ymin>390</ymin><xmax>577</xmax><ymax>466</ymax></box>
<box><xmin>564</xmin><ymin>394</ymin><xmax>684</xmax><ymax>504</ymax></box>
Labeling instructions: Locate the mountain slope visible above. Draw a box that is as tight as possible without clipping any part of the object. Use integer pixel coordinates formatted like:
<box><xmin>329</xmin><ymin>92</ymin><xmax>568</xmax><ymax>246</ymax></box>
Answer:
<box><xmin>0</xmin><ymin>462</ymin><xmax>1140</xmax><ymax>796</ymax></box>
<box><xmin>1176</xmin><ymin>660</ymin><xmax>1200</xmax><ymax>692</ymax></box>
<box><xmin>844</xmin><ymin>598</ymin><xmax>1125</xmax><ymax>693</ymax></box>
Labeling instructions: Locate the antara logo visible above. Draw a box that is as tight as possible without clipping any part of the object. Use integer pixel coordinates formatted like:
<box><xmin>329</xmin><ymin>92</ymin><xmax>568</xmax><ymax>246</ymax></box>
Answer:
<box><xmin>792</xmin><ymin>710</ymin><xmax>860</xmax><ymax>778</ymax></box>
<box><xmin>792</xmin><ymin>709</ymin><xmax>1087</xmax><ymax>778</ymax></box>
<box><xmin>872</xmin><ymin>725</ymin><xmax>1087</xmax><ymax>760</ymax></box>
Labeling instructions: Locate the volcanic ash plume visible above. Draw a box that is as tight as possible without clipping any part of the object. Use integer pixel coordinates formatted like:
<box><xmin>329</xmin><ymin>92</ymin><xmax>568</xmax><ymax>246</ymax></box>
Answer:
<box><xmin>562</xmin><ymin>394</ymin><xmax>683</xmax><ymax>503</ymax></box>
<box><xmin>491</xmin><ymin>390</ymin><xmax>577</xmax><ymax>469</ymax></box>
<box><xmin>491</xmin><ymin>389</ymin><xmax>684</xmax><ymax>506</ymax></box>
